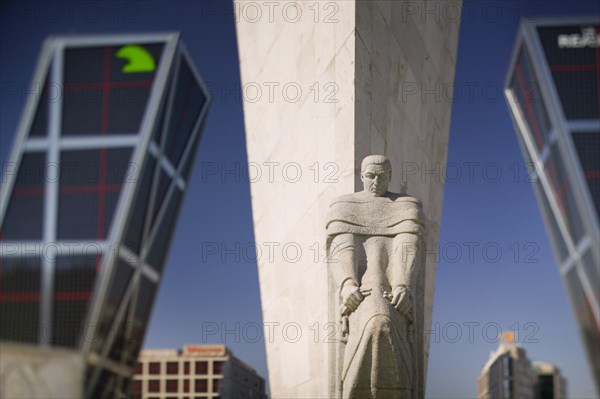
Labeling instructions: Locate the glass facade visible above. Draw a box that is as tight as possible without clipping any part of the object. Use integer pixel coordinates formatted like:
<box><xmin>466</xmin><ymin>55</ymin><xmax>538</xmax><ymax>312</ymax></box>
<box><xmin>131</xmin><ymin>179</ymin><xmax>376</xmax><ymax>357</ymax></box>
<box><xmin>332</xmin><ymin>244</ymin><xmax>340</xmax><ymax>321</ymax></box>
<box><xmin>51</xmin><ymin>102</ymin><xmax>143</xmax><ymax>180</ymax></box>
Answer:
<box><xmin>505</xmin><ymin>19</ymin><xmax>600</xmax><ymax>394</ymax></box>
<box><xmin>0</xmin><ymin>33</ymin><xmax>210</xmax><ymax>398</ymax></box>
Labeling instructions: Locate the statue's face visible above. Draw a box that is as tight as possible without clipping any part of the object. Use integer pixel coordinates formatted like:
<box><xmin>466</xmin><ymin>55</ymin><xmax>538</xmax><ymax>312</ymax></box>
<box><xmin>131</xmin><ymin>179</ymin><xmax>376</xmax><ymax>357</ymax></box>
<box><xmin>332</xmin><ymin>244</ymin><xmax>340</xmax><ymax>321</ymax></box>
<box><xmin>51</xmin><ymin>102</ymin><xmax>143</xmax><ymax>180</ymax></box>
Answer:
<box><xmin>361</xmin><ymin>163</ymin><xmax>391</xmax><ymax>196</ymax></box>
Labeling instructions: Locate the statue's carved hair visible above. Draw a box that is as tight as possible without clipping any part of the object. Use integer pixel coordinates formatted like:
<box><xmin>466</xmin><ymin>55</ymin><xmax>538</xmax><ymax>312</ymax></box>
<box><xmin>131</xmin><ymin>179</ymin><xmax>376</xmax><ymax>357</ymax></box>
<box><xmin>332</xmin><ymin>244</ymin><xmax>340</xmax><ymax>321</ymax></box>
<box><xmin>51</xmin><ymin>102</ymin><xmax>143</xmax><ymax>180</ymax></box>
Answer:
<box><xmin>361</xmin><ymin>155</ymin><xmax>391</xmax><ymax>173</ymax></box>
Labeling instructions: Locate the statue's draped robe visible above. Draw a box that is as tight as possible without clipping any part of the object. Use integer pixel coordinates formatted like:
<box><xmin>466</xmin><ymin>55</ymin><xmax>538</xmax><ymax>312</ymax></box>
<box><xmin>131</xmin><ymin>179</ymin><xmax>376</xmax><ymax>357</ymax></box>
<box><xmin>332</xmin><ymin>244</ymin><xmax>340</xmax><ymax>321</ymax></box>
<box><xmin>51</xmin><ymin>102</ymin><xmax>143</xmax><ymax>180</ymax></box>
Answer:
<box><xmin>326</xmin><ymin>192</ymin><xmax>425</xmax><ymax>399</ymax></box>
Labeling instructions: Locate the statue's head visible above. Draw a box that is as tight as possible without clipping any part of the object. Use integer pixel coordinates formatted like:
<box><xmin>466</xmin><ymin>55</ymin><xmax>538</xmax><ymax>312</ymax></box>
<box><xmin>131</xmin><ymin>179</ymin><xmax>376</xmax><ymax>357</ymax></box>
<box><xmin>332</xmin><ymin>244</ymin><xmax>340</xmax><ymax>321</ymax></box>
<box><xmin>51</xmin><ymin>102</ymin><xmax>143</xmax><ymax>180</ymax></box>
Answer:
<box><xmin>361</xmin><ymin>155</ymin><xmax>392</xmax><ymax>197</ymax></box>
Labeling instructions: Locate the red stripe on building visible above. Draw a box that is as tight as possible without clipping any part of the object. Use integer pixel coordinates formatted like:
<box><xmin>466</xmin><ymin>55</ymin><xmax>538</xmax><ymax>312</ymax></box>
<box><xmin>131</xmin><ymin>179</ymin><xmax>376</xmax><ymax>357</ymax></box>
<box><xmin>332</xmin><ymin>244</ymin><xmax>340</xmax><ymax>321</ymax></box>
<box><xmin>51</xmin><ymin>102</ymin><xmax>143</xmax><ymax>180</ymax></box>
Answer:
<box><xmin>54</xmin><ymin>291</ymin><xmax>92</xmax><ymax>301</ymax></box>
<box><xmin>63</xmin><ymin>81</ymin><xmax>153</xmax><ymax>91</ymax></box>
<box><xmin>60</xmin><ymin>183</ymin><xmax>122</xmax><ymax>195</ymax></box>
<box><xmin>0</xmin><ymin>292</ymin><xmax>40</xmax><ymax>302</ymax></box>
<box><xmin>0</xmin><ymin>291</ymin><xmax>92</xmax><ymax>302</ymax></box>
<box><xmin>585</xmin><ymin>171</ymin><xmax>600</xmax><ymax>179</ymax></box>
<box><xmin>13</xmin><ymin>186</ymin><xmax>44</xmax><ymax>196</ymax></box>
<box><xmin>550</xmin><ymin>64</ymin><xmax>597</xmax><ymax>72</ymax></box>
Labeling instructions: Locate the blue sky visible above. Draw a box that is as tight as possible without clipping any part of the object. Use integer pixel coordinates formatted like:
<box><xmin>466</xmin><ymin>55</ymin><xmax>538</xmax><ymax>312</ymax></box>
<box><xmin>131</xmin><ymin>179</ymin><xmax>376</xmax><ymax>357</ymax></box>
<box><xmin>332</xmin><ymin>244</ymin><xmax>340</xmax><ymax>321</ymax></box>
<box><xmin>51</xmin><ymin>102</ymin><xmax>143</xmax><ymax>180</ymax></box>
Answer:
<box><xmin>1</xmin><ymin>1</ymin><xmax>598</xmax><ymax>398</ymax></box>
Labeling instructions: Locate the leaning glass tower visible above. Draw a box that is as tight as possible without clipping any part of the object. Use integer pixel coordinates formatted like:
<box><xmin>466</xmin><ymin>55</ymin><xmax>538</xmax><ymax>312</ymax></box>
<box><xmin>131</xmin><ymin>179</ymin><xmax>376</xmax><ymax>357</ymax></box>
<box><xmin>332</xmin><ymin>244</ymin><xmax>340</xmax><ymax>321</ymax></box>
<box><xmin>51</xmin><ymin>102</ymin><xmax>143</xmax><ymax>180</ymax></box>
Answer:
<box><xmin>0</xmin><ymin>33</ymin><xmax>210</xmax><ymax>397</ymax></box>
<box><xmin>505</xmin><ymin>17</ymin><xmax>599</xmax><ymax>394</ymax></box>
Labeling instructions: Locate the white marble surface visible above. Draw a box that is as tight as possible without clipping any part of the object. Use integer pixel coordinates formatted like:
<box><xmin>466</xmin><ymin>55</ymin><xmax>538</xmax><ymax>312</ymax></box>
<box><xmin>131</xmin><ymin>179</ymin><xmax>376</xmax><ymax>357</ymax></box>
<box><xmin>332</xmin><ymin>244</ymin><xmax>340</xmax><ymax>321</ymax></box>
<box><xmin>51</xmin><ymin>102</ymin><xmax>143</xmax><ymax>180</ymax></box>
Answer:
<box><xmin>235</xmin><ymin>1</ymin><xmax>461</xmax><ymax>397</ymax></box>
<box><xmin>0</xmin><ymin>343</ymin><xmax>84</xmax><ymax>398</ymax></box>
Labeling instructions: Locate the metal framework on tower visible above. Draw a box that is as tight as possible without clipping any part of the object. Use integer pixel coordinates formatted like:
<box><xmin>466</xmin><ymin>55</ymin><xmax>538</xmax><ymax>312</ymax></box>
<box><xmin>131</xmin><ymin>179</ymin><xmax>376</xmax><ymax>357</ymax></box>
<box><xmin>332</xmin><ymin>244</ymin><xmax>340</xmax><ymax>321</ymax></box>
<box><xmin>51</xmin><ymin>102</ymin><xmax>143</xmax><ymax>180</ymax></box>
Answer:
<box><xmin>0</xmin><ymin>33</ymin><xmax>211</xmax><ymax>397</ymax></box>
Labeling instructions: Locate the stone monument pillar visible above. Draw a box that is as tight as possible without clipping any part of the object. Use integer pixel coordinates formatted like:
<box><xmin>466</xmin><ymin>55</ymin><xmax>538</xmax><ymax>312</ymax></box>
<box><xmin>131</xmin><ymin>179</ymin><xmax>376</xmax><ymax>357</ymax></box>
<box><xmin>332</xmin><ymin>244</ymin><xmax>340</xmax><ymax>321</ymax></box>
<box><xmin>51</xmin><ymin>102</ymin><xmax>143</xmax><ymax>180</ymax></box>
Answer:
<box><xmin>234</xmin><ymin>1</ymin><xmax>461</xmax><ymax>397</ymax></box>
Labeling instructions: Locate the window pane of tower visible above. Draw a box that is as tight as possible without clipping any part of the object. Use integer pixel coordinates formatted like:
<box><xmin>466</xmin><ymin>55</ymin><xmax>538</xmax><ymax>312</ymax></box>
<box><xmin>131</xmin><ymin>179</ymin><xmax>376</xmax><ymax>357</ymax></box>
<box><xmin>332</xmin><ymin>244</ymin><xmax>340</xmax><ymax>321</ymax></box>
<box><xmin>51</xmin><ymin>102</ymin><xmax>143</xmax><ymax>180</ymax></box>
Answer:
<box><xmin>1</xmin><ymin>152</ymin><xmax>46</xmax><ymax>240</ymax></box>
<box><xmin>572</xmin><ymin>131</ymin><xmax>600</xmax><ymax>222</ymax></box>
<box><xmin>52</xmin><ymin>253</ymin><xmax>99</xmax><ymax>347</ymax></box>
<box><xmin>57</xmin><ymin>148</ymin><xmax>132</xmax><ymax>240</ymax></box>
<box><xmin>62</xmin><ymin>44</ymin><xmax>163</xmax><ymax>136</ymax></box>
<box><xmin>164</xmin><ymin>58</ymin><xmax>207</xmax><ymax>168</ymax></box>
<box><xmin>0</xmin><ymin>255</ymin><xmax>42</xmax><ymax>343</ymax></box>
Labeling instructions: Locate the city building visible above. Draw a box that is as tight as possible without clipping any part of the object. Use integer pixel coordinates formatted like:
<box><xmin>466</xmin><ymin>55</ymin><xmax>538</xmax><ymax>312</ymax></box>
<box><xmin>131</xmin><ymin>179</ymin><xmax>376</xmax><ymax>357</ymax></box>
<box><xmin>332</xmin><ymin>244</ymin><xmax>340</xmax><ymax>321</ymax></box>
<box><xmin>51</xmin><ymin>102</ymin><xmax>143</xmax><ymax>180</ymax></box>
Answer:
<box><xmin>235</xmin><ymin>2</ymin><xmax>462</xmax><ymax>396</ymax></box>
<box><xmin>133</xmin><ymin>345</ymin><xmax>267</xmax><ymax>399</ymax></box>
<box><xmin>478</xmin><ymin>333</ymin><xmax>535</xmax><ymax>399</ymax></box>
<box><xmin>532</xmin><ymin>361</ymin><xmax>567</xmax><ymax>399</ymax></box>
<box><xmin>0</xmin><ymin>33</ymin><xmax>210</xmax><ymax>398</ymax></box>
<box><xmin>504</xmin><ymin>17</ymin><xmax>600</xmax><ymax>394</ymax></box>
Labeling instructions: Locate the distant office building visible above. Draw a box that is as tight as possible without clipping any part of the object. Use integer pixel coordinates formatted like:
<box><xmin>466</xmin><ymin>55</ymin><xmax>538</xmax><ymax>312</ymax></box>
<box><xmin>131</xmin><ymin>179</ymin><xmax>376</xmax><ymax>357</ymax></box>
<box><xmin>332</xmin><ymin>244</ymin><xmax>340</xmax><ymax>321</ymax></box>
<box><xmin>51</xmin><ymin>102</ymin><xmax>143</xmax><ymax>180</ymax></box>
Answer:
<box><xmin>133</xmin><ymin>345</ymin><xmax>267</xmax><ymax>399</ymax></box>
<box><xmin>532</xmin><ymin>361</ymin><xmax>567</xmax><ymax>399</ymax></box>
<box><xmin>504</xmin><ymin>17</ymin><xmax>600</xmax><ymax>394</ymax></box>
<box><xmin>478</xmin><ymin>333</ymin><xmax>535</xmax><ymax>399</ymax></box>
<box><xmin>0</xmin><ymin>33</ymin><xmax>210</xmax><ymax>398</ymax></box>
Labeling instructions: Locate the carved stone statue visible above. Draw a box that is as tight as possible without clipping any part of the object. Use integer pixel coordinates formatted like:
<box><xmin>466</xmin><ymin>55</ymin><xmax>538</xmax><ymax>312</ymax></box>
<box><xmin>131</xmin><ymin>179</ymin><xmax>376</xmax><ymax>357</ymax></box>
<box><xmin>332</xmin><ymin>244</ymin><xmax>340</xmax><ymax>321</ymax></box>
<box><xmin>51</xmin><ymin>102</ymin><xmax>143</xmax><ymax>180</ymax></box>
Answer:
<box><xmin>326</xmin><ymin>155</ymin><xmax>426</xmax><ymax>399</ymax></box>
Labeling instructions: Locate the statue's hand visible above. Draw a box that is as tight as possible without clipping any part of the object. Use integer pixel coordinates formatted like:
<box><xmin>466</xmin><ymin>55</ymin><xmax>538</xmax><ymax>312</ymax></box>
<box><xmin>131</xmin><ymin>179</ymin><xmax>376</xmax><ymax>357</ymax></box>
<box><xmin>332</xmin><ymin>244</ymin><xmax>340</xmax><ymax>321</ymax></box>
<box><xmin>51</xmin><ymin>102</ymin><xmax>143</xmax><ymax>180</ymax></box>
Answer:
<box><xmin>390</xmin><ymin>285</ymin><xmax>413</xmax><ymax>323</ymax></box>
<box><xmin>341</xmin><ymin>285</ymin><xmax>371</xmax><ymax>316</ymax></box>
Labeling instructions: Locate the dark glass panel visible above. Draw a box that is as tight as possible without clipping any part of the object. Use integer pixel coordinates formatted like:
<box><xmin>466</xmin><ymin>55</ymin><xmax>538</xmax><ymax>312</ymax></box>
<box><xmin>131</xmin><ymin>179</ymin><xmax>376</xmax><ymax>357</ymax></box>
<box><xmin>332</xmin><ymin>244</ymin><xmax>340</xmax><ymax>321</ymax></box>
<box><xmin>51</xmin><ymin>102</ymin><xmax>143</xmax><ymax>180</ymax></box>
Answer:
<box><xmin>57</xmin><ymin>192</ymin><xmax>98</xmax><ymax>239</ymax></box>
<box><xmin>537</xmin><ymin>177</ymin><xmax>569</xmax><ymax>263</ymax></box>
<box><xmin>535</xmin><ymin>375</ymin><xmax>554</xmax><ymax>398</ymax></box>
<box><xmin>149</xmin><ymin>362</ymin><xmax>161</xmax><ymax>374</ymax></box>
<box><xmin>551</xmin><ymin>71</ymin><xmax>597</xmax><ymax>120</ymax></box>
<box><xmin>93</xmin><ymin>258</ymin><xmax>133</xmax><ymax>353</ymax></box>
<box><xmin>184</xmin><ymin>361</ymin><xmax>190</xmax><ymax>374</ymax></box>
<box><xmin>537</xmin><ymin>25</ymin><xmax>599</xmax><ymax>120</ymax></box>
<box><xmin>164</xmin><ymin>58</ymin><xmax>207</xmax><ymax>168</ymax></box>
<box><xmin>195</xmin><ymin>379</ymin><xmax>208</xmax><ymax>393</ymax></box>
<box><xmin>148</xmin><ymin>380</ymin><xmax>160</xmax><ymax>392</ymax></box>
<box><xmin>57</xmin><ymin>148</ymin><xmax>131</xmax><ymax>240</ymax></box>
<box><xmin>59</xmin><ymin>148</ymin><xmax>133</xmax><ymax>186</ymax></box>
<box><xmin>213</xmin><ymin>378</ymin><xmax>221</xmax><ymax>393</ymax></box>
<box><xmin>166</xmin><ymin>361</ymin><xmax>178</xmax><ymax>374</ymax></box>
<box><xmin>572</xmin><ymin>132</ymin><xmax>600</xmax><ymax>221</ymax></box>
<box><xmin>132</xmin><ymin>380</ymin><xmax>142</xmax><ymax>399</ymax></box>
<box><xmin>123</xmin><ymin>156</ymin><xmax>155</xmax><ymax>254</ymax></box>
<box><xmin>108</xmin><ymin>299</ymin><xmax>134</xmax><ymax>363</ymax></box>
<box><xmin>1</xmin><ymin>152</ymin><xmax>46</xmax><ymax>240</ymax></box>
<box><xmin>121</xmin><ymin>276</ymin><xmax>158</xmax><ymax>367</ymax></box>
<box><xmin>146</xmin><ymin>187</ymin><xmax>183</xmax><ymax>272</ymax></box>
<box><xmin>62</xmin><ymin>87</ymin><xmax>103</xmax><ymax>136</ymax></box>
<box><xmin>195</xmin><ymin>361</ymin><xmax>208</xmax><ymax>375</ymax></box>
<box><xmin>565</xmin><ymin>267</ymin><xmax>600</xmax><ymax>383</ymax></box>
<box><xmin>0</xmin><ymin>256</ymin><xmax>41</xmax><ymax>343</ymax></box>
<box><xmin>213</xmin><ymin>361</ymin><xmax>223</xmax><ymax>374</ymax></box>
<box><xmin>544</xmin><ymin>143</ymin><xmax>586</xmax><ymax>244</ymax></box>
<box><xmin>107</xmin><ymin>87</ymin><xmax>152</xmax><ymax>134</ymax></box>
<box><xmin>62</xmin><ymin>43</ymin><xmax>163</xmax><ymax>136</ymax></box>
<box><xmin>52</xmin><ymin>253</ymin><xmax>98</xmax><ymax>347</ymax></box>
<box><xmin>151</xmin><ymin>168</ymin><xmax>172</xmax><ymax>224</ymax></box>
<box><xmin>30</xmin><ymin>69</ymin><xmax>50</xmax><ymax>137</ymax></box>
<box><xmin>88</xmin><ymin>369</ymin><xmax>118</xmax><ymax>399</ymax></box>
<box><xmin>180</xmin><ymin>116</ymin><xmax>207</xmax><ymax>183</ymax></box>
<box><xmin>166</xmin><ymin>379</ymin><xmax>178</xmax><ymax>392</ymax></box>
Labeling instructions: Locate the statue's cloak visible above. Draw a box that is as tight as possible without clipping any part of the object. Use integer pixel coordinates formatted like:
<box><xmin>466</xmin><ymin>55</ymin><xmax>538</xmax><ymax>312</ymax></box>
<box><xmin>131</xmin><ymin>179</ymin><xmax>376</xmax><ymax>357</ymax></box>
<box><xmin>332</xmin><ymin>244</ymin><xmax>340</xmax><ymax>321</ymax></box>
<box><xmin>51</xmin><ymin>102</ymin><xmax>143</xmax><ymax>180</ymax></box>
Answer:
<box><xmin>326</xmin><ymin>192</ymin><xmax>426</xmax><ymax>399</ymax></box>
<box><xmin>326</xmin><ymin>192</ymin><xmax>425</xmax><ymax>239</ymax></box>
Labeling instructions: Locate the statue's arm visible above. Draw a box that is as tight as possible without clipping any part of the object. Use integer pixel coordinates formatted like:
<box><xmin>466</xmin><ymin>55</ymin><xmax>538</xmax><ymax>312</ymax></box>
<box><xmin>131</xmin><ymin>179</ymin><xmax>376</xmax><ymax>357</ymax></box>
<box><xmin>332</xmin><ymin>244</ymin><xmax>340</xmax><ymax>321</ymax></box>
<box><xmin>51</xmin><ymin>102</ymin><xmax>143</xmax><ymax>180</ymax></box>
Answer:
<box><xmin>329</xmin><ymin>233</ymin><xmax>369</xmax><ymax>315</ymax></box>
<box><xmin>329</xmin><ymin>233</ymin><xmax>358</xmax><ymax>290</ymax></box>
<box><xmin>388</xmin><ymin>232</ymin><xmax>424</xmax><ymax>322</ymax></box>
<box><xmin>390</xmin><ymin>232</ymin><xmax>423</xmax><ymax>289</ymax></box>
